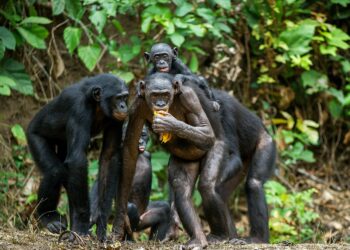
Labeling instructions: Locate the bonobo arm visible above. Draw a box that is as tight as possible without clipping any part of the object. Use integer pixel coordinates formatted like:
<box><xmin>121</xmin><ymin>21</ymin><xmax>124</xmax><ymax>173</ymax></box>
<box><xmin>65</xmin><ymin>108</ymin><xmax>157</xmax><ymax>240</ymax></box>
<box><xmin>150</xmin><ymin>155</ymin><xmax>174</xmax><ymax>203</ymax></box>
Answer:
<box><xmin>113</xmin><ymin>100</ymin><xmax>146</xmax><ymax>239</ymax></box>
<box><xmin>152</xmin><ymin>87</ymin><xmax>215</xmax><ymax>150</ymax></box>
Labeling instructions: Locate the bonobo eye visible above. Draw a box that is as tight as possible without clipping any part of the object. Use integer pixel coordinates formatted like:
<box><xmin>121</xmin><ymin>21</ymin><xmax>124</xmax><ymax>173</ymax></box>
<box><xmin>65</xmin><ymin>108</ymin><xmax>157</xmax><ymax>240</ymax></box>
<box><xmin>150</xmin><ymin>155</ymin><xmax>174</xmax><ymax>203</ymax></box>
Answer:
<box><xmin>154</xmin><ymin>55</ymin><xmax>160</xmax><ymax>61</ymax></box>
<box><xmin>163</xmin><ymin>54</ymin><xmax>169</xmax><ymax>61</ymax></box>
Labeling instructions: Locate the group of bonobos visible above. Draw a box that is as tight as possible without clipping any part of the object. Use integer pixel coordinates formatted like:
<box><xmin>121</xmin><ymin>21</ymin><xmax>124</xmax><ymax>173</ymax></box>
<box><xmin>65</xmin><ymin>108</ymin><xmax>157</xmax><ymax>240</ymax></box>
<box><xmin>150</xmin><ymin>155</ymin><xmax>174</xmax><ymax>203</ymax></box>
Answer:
<box><xmin>26</xmin><ymin>43</ymin><xmax>276</xmax><ymax>249</ymax></box>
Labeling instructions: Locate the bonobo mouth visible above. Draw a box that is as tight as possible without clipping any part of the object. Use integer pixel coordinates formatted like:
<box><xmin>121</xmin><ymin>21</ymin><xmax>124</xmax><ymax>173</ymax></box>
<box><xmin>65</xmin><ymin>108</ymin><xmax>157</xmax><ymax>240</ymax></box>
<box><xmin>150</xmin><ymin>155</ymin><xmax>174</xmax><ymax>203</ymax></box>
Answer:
<box><xmin>113</xmin><ymin>111</ymin><xmax>127</xmax><ymax>121</ymax></box>
<box><xmin>158</xmin><ymin>67</ymin><xmax>169</xmax><ymax>72</ymax></box>
<box><xmin>138</xmin><ymin>146</ymin><xmax>145</xmax><ymax>152</ymax></box>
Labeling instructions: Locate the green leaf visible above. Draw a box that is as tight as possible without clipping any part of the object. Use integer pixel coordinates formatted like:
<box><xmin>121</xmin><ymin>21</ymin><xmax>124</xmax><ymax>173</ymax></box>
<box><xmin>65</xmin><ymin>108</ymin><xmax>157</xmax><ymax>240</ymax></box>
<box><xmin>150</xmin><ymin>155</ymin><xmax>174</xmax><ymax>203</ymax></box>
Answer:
<box><xmin>189</xmin><ymin>53</ymin><xmax>198</xmax><ymax>72</ymax></box>
<box><xmin>21</xmin><ymin>16</ymin><xmax>52</xmax><ymax>25</ymax></box>
<box><xmin>11</xmin><ymin>124</ymin><xmax>27</xmax><ymax>146</ymax></box>
<box><xmin>52</xmin><ymin>0</ymin><xmax>65</xmax><ymax>15</ymax></box>
<box><xmin>111</xmin><ymin>70</ymin><xmax>134</xmax><ymax>83</ymax></box>
<box><xmin>328</xmin><ymin>99</ymin><xmax>343</xmax><ymax>119</ymax></box>
<box><xmin>175</xmin><ymin>2</ymin><xmax>193</xmax><ymax>17</ymax></box>
<box><xmin>189</xmin><ymin>24</ymin><xmax>206</xmax><ymax>37</ymax></box>
<box><xmin>77</xmin><ymin>44</ymin><xmax>101</xmax><ymax>71</ymax></box>
<box><xmin>117</xmin><ymin>45</ymin><xmax>136</xmax><ymax>63</ymax></box>
<box><xmin>0</xmin><ymin>85</ymin><xmax>10</xmax><ymax>96</ymax></box>
<box><xmin>63</xmin><ymin>27</ymin><xmax>82</xmax><ymax>54</ymax></box>
<box><xmin>0</xmin><ymin>75</ymin><xmax>16</xmax><ymax>87</ymax></box>
<box><xmin>16</xmin><ymin>27</ymin><xmax>46</xmax><ymax>49</ymax></box>
<box><xmin>301</xmin><ymin>70</ymin><xmax>328</xmax><ymax>94</ymax></box>
<box><xmin>141</xmin><ymin>16</ymin><xmax>153</xmax><ymax>33</ymax></box>
<box><xmin>170</xmin><ymin>32</ymin><xmax>185</xmax><ymax>47</ymax></box>
<box><xmin>331</xmin><ymin>0</ymin><xmax>350</xmax><ymax>7</ymax></box>
<box><xmin>196</xmin><ymin>8</ymin><xmax>215</xmax><ymax>23</ymax></box>
<box><xmin>214</xmin><ymin>0</ymin><xmax>231</xmax><ymax>9</ymax></box>
<box><xmin>278</xmin><ymin>21</ymin><xmax>317</xmax><ymax>56</ymax></box>
<box><xmin>327</xmin><ymin>26</ymin><xmax>350</xmax><ymax>50</ymax></box>
<box><xmin>341</xmin><ymin>60</ymin><xmax>350</xmax><ymax>73</ymax></box>
<box><xmin>151</xmin><ymin>151</ymin><xmax>170</xmax><ymax>172</ymax></box>
<box><xmin>65</xmin><ymin>0</ymin><xmax>83</xmax><ymax>19</ymax></box>
<box><xmin>0</xmin><ymin>27</ymin><xmax>16</xmax><ymax>50</ymax></box>
<box><xmin>89</xmin><ymin>9</ymin><xmax>107</xmax><ymax>33</ymax></box>
<box><xmin>0</xmin><ymin>42</ymin><xmax>4</xmax><ymax>60</ymax></box>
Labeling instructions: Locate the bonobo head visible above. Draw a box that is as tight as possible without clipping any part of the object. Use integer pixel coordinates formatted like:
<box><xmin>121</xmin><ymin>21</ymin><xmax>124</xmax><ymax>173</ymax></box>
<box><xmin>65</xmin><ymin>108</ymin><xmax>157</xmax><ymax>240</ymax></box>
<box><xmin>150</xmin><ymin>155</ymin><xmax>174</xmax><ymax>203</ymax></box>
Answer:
<box><xmin>138</xmin><ymin>126</ymin><xmax>149</xmax><ymax>153</ymax></box>
<box><xmin>90</xmin><ymin>74</ymin><xmax>129</xmax><ymax>121</ymax></box>
<box><xmin>144</xmin><ymin>43</ymin><xmax>178</xmax><ymax>73</ymax></box>
<box><xmin>138</xmin><ymin>73</ymin><xmax>181</xmax><ymax>112</ymax></box>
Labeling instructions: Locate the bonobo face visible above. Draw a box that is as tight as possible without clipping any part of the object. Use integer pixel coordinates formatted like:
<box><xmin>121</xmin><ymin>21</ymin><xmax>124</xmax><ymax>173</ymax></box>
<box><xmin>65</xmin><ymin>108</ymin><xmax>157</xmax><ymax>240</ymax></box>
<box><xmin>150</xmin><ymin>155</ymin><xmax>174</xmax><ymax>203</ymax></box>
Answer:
<box><xmin>144</xmin><ymin>43</ymin><xmax>178</xmax><ymax>73</ymax></box>
<box><xmin>138</xmin><ymin>126</ymin><xmax>149</xmax><ymax>153</ymax></box>
<box><xmin>138</xmin><ymin>73</ymin><xmax>181</xmax><ymax>112</ymax></box>
<box><xmin>111</xmin><ymin>91</ymin><xmax>129</xmax><ymax>120</ymax></box>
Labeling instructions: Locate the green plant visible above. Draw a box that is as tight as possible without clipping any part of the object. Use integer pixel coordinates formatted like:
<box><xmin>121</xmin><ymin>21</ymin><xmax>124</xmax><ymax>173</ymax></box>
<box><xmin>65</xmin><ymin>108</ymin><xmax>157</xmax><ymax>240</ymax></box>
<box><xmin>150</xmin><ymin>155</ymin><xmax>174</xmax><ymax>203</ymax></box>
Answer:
<box><xmin>265</xmin><ymin>180</ymin><xmax>319</xmax><ymax>243</ymax></box>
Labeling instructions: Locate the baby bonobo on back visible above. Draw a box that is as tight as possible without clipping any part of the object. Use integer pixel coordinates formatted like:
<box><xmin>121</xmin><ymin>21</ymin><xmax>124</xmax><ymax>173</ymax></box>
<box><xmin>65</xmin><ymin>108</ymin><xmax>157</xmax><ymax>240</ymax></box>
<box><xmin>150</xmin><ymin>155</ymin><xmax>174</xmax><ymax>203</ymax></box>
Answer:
<box><xmin>144</xmin><ymin>43</ymin><xmax>220</xmax><ymax>111</ymax></box>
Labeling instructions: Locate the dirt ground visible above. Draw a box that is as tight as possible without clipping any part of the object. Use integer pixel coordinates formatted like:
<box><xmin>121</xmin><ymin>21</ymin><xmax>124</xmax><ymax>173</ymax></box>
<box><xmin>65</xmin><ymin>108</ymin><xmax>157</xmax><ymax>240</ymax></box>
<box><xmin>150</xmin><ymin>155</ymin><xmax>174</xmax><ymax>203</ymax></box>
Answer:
<box><xmin>0</xmin><ymin>228</ymin><xmax>349</xmax><ymax>250</ymax></box>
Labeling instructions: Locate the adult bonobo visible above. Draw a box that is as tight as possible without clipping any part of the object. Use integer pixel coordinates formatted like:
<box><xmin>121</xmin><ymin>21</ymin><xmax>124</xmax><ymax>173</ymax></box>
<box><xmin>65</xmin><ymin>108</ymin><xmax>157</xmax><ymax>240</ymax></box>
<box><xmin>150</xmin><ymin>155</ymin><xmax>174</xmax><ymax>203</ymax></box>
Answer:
<box><xmin>144</xmin><ymin>43</ymin><xmax>220</xmax><ymax>111</ymax></box>
<box><xmin>113</xmin><ymin>73</ymin><xmax>276</xmax><ymax>248</ymax></box>
<box><xmin>90</xmin><ymin>126</ymin><xmax>172</xmax><ymax>241</ymax></box>
<box><xmin>26</xmin><ymin>74</ymin><xmax>128</xmax><ymax>239</ymax></box>
<box><xmin>113</xmin><ymin>73</ymin><xmax>228</xmax><ymax>249</ymax></box>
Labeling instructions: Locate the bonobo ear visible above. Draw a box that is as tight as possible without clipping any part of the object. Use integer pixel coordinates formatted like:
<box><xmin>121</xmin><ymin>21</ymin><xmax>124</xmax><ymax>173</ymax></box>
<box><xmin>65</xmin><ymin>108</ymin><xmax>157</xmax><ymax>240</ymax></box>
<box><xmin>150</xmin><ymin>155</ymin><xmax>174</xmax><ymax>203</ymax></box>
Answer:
<box><xmin>92</xmin><ymin>86</ymin><xmax>102</xmax><ymax>102</ymax></box>
<box><xmin>144</xmin><ymin>52</ymin><xmax>151</xmax><ymax>63</ymax></box>
<box><xmin>137</xmin><ymin>80</ymin><xmax>146</xmax><ymax>97</ymax></box>
<box><xmin>172</xmin><ymin>79</ymin><xmax>182</xmax><ymax>95</ymax></box>
<box><xmin>172</xmin><ymin>47</ymin><xmax>178</xmax><ymax>58</ymax></box>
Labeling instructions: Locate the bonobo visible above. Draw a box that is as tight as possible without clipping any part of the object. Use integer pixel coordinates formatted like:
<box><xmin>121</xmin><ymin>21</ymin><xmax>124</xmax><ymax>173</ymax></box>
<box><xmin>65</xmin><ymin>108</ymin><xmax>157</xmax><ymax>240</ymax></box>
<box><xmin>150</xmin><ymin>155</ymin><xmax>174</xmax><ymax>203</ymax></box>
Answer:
<box><xmin>145</xmin><ymin>43</ymin><xmax>220</xmax><ymax>111</ymax></box>
<box><xmin>114</xmin><ymin>73</ymin><xmax>227</xmax><ymax>249</ymax></box>
<box><xmin>26</xmin><ymin>74</ymin><xmax>128</xmax><ymax>239</ymax></box>
<box><xmin>114</xmin><ymin>73</ymin><xmax>276</xmax><ymax>248</ymax></box>
<box><xmin>174</xmin><ymin>74</ymin><xmax>277</xmax><ymax>245</ymax></box>
<box><xmin>90</xmin><ymin>126</ymin><xmax>171</xmax><ymax>241</ymax></box>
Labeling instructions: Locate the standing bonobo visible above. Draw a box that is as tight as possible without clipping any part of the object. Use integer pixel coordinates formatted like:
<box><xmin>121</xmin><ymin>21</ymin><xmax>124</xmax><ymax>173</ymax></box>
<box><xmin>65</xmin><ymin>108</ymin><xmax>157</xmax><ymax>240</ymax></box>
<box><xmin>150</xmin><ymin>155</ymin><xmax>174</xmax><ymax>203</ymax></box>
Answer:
<box><xmin>145</xmin><ymin>43</ymin><xmax>220</xmax><ymax>111</ymax></box>
<box><xmin>114</xmin><ymin>73</ymin><xmax>227</xmax><ymax>249</ymax></box>
<box><xmin>27</xmin><ymin>74</ymin><xmax>128</xmax><ymax>239</ymax></box>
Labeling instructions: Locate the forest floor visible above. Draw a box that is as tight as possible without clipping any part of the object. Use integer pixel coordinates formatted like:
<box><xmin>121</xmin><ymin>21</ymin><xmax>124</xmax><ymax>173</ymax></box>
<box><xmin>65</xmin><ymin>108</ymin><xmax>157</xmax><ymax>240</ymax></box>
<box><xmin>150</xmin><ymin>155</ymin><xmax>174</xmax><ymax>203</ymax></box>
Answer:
<box><xmin>0</xmin><ymin>228</ymin><xmax>349</xmax><ymax>250</ymax></box>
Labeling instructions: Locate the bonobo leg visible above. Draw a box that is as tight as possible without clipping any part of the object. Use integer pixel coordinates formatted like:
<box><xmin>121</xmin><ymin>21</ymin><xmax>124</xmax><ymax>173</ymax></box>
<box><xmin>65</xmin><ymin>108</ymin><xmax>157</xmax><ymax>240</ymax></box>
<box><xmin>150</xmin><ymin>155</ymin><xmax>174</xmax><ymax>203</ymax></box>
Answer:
<box><xmin>27</xmin><ymin>133</ymin><xmax>67</xmax><ymax>234</ymax></box>
<box><xmin>65</xmin><ymin>153</ymin><xmax>90</xmax><ymax>235</ymax></box>
<box><xmin>168</xmin><ymin>156</ymin><xmax>207</xmax><ymax>249</ymax></box>
<box><xmin>230</xmin><ymin>131</ymin><xmax>276</xmax><ymax>244</ymax></box>
<box><xmin>199</xmin><ymin>139</ymin><xmax>235</xmax><ymax>243</ymax></box>
<box><xmin>96</xmin><ymin>125</ymin><xmax>123</xmax><ymax>241</ymax></box>
<box><xmin>137</xmin><ymin>201</ymin><xmax>170</xmax><ymax>241</ymax></box>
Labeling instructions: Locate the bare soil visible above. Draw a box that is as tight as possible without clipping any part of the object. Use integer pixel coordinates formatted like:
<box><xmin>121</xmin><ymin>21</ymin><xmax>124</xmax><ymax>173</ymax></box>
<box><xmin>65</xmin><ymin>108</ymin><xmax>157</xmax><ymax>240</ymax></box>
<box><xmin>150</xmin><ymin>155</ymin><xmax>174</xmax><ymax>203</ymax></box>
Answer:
<box><xmin>0</xmin><ymin>228</ymin><xmax>349</xmax><ymax>250</ymax></box>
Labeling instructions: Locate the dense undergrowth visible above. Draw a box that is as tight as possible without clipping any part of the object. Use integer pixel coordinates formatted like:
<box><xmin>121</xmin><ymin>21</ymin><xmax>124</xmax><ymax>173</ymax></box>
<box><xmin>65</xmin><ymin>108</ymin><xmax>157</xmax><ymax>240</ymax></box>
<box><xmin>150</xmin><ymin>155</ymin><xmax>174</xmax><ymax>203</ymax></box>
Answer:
<box><xmin>0</xmin><ymin>0</ymin><xmax>349</xmax><ymax>244</ymax></box>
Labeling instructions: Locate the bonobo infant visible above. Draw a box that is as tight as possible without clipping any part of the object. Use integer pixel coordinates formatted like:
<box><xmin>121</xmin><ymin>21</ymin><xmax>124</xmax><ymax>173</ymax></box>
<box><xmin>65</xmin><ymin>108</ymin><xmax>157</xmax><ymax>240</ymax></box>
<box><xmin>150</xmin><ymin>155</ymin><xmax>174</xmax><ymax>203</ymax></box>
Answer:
<box><xmin>145</xmin><ymin>43</ymin><xmax>220</xmax><ymax>111</ymax></box>
<box><xmin>26</xmin><ymin>74</ymin><xmax>128</xmax><ymax>241</ymax></box>
<box><xmin>90</xmin><ymin>126</ymin><xmax>172</xmax><ymax>241</ymax></box>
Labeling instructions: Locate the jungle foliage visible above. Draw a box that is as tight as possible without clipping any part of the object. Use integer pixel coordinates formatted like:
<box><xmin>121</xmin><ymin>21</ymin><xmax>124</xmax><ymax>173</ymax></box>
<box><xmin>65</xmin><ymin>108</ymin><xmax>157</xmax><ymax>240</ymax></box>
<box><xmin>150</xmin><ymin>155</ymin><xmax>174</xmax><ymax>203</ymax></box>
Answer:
<box><xmin>0</xmin><ymin>0</ymin><xmax>349</xmax><ymax>243</ymax></box>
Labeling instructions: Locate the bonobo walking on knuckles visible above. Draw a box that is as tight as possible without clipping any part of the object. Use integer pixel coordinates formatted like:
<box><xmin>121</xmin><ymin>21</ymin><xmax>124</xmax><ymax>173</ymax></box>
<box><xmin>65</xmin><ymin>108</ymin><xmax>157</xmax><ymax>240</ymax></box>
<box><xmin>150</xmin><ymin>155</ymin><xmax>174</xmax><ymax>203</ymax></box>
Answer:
<box><xmin>90</xmin><ymin>126</ymin><xmax>172</xmax><ymax>241</ymax></box>
<box><xmin>145</xmin><ymin>43</ymin><xmax>220</xmax><ymax>111</ymax></box>
<box><xmin>26</xmin><ymin>74</ymin><xmax>128</xmax><ymax>240</ymax></box>
<box><xmin>114</xmin><ymin>73</ymin><xmax>226</xmax><ymax>249</ymax></box>
<box><xmin>113</xmin><ymin>73</ymin><xmax>276</xmax><ymax>248</ymax></box>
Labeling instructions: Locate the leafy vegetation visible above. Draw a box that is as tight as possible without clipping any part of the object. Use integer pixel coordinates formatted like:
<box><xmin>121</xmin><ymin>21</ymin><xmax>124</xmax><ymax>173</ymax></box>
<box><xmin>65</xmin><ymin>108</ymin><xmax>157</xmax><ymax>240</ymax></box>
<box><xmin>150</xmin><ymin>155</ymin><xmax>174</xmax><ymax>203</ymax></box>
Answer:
<box><xmin>0</xmin><ymin>0</ymin><xmax>349</xmax><ymax>243</ymax></box>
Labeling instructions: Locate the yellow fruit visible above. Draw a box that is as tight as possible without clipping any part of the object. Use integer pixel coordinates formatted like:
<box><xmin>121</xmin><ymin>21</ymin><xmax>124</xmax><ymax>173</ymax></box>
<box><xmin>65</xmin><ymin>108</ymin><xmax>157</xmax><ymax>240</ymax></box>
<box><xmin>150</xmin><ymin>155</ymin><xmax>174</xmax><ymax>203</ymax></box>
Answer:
<box><xmin>153</xmin><ymin>110</ymin><xmax>172</xmax><ymax>143</ymax></box>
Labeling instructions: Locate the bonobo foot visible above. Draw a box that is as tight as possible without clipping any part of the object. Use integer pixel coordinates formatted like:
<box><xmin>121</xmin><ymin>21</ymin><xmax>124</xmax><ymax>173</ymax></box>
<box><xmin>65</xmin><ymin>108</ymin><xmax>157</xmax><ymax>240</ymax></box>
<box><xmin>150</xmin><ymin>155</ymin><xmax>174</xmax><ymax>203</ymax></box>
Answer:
<box><xmin>58</xmin><ymin>230</ymin><xmax>90</xmax><ymax>245</ymax></box>
<box><xmin>206</xmin><ymin>233</ymin><xmax>228</xmax><ymax>244</ymax></box>
<box><xmin>180</xmin><ymin>238</ymin><xmax>208</xmax><ymax>250</ymax></box>
<box><xmin>229</xmin><ymin>236</ymin><xmax>267</xmax><ymax>244</ymax></box>
<box><xmin>38</xmin><ymin>212</ymin><xmax>67</xmax><ymax>234</ymax></box>
<box><xmin>229</xmin><ymin>237</ymin><xmax>247</xmax><ymax>245</ymax></box>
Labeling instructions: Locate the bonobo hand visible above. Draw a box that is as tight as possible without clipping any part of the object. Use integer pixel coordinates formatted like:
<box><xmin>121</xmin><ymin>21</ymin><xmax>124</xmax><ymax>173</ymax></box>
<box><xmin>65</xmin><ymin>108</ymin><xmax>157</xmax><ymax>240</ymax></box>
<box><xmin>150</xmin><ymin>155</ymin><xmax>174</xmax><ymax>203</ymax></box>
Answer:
<box><xmin>152</xmin><ymin>111</ymin><xmax>179</xmax><ymax>133</ymax></box>
<box><xmin>173</xmin><ymin>74</ymin><xmax>186</xmax><ymax>85</ymax></box>
<box><xmin>212</xmin><ymin>101</ymin><xmax>220</xmax><ymax>112</ymax></box>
